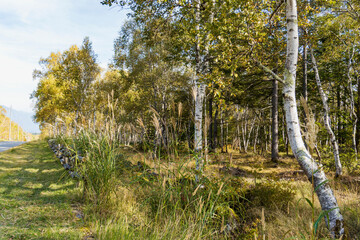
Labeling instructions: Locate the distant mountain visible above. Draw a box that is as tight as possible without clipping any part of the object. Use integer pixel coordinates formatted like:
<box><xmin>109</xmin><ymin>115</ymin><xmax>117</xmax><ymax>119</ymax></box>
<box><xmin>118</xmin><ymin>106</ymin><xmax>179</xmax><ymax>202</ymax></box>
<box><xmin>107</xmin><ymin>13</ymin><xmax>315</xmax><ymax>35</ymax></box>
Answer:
<box><xmin>2</xmin><ymin>106</ymin><xmax>40</xmax><ymax>134</ymax></box>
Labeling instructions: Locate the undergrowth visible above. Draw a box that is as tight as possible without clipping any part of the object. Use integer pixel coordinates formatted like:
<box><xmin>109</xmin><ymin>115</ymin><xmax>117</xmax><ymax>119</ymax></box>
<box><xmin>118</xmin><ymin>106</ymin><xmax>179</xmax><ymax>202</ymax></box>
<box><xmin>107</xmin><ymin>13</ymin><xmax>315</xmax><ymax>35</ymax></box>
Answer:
<box><xmin>55</xmin><ymin>130</ymin><xmax>304</xmax><ymax>239</ymax></box>
<box><xmin>53</xmin><ymin>129</ymin><xmax>360</xmax><ymax>239</ymax></box>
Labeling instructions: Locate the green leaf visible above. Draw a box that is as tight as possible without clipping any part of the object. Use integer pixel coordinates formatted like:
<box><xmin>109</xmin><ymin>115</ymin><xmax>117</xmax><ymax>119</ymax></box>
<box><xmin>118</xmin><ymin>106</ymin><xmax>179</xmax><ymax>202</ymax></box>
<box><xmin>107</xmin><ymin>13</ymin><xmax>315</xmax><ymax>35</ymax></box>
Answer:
<box><xmin>304</xmin><ymin>197</ymin><xmax>314</xmax><ymax>209</ymax></box>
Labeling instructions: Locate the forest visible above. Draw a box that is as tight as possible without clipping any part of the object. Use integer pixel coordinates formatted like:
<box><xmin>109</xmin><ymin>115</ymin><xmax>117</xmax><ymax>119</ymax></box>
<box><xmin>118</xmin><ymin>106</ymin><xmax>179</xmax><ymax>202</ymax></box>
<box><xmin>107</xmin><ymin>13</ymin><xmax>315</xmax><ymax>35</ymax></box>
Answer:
<box><xmin>30</xmin><ymin>0</ymin><xmax>360</xmax><ymax>239</ymax></box>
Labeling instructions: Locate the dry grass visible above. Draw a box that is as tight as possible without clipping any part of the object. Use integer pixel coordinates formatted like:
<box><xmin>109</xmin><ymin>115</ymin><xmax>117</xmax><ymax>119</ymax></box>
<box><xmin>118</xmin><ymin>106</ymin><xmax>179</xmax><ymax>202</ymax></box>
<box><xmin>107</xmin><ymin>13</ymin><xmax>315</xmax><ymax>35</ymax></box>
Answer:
<box><xmin>111</xmin><ymin>147</ymin><xmax>360</xmax><ymax>239</ymax></box>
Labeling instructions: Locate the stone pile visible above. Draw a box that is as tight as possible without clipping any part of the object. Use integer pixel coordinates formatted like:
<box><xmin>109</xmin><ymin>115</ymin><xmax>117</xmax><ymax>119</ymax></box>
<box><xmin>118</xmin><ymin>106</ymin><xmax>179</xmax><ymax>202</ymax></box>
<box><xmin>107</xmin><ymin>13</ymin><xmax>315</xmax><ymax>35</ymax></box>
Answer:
<box><xmin>48</xmin><ymin>139</ymin><xmax>81</xmax><ymax>179</ymax></box>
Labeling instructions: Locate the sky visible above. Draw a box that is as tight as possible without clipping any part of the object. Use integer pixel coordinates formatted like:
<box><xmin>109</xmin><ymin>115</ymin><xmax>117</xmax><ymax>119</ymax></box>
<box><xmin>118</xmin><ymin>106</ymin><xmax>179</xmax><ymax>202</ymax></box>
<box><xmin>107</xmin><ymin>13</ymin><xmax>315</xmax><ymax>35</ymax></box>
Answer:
<box><xmin>0</xmin><ymin>0</ymin><xmax>130</xmax><ymax>113</ymax></box>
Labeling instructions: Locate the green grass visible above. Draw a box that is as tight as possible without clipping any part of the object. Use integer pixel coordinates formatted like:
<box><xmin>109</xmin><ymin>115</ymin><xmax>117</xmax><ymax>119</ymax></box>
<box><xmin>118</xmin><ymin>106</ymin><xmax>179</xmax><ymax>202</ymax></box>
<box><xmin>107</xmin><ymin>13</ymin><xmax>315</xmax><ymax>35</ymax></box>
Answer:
<box><xmin>0</xmin><ymin>140</ymin><xmax>83</xmax><ymax>240</ymax></box>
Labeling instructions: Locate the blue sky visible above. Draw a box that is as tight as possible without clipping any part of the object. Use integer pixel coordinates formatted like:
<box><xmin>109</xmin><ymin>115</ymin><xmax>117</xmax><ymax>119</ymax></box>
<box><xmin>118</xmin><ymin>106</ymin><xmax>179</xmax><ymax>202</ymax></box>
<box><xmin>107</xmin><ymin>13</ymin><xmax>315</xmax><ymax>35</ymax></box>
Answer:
<box><xmin>0</xmin><ymin>0</ymin><xmax>129</xmax><ymax>113</ymax></box>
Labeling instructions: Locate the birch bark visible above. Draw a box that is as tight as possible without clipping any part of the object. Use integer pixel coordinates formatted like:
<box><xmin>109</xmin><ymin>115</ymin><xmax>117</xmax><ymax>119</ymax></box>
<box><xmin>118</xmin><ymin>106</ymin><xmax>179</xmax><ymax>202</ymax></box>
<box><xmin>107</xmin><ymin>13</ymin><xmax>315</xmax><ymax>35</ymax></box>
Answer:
<box><xmin>283</xmin><ymin>0</ymin><xmax>344</xmax><ymax>237</ymax></box>
<box><xmin>194</xmin><ymin>0</ymin><xmax>206</xmax><ymax>177</ymax></box>
<box><xmin>347</xmin><ymin>48</ymin><xmax>358</xmax><ymax>160</ymax></box>
<box><xmin>310</xmin><ymin>48</ymin><xmax>342</xmax><ymax>177</ymax></box>
<box><xmin>271</xmin><ymin>79</ymin><xmax>279</xmax><ymax>162</ymax></box>
<box><xmin>194</xmin><ymin>0</ymin><xmax>215</xmax><ymax>176</ymax></box>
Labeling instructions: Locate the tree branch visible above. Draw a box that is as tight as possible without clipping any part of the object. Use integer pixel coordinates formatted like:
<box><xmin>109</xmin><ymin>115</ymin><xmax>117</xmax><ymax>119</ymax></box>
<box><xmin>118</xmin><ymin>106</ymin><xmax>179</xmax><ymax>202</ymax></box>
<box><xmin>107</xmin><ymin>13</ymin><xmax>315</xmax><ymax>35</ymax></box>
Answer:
<box><xmin>254</xmin><ymin>60</ymin><xmax>284</xmax><ymax>84</ymax></box>
<box><xmin>269</xmin><ymin>0</ymin><xmax>285</xmax><ymax>23</ymax></box>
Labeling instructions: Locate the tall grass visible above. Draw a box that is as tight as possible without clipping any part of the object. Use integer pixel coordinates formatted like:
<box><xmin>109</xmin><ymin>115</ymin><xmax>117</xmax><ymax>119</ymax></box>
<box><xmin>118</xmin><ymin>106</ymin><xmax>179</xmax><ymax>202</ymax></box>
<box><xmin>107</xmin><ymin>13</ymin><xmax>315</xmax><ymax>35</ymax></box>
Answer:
<box><xmin>58</xmin><ymin>130</ymin><xmax>121</xmax><ymax>213</ymax></box>
<box><xmin>92</xmin><ymin>165</ymin><xmax>249</xmax><ymax>240</ymax></box>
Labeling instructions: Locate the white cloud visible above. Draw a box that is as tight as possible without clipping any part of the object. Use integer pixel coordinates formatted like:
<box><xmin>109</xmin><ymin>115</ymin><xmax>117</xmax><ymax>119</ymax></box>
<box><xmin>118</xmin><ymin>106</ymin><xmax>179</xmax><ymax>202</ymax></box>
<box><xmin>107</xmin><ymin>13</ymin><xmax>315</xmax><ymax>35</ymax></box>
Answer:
<box><xmin>0</xmin><ymin>0</ymin><xmax>129</xmax><ymax>112</ymax></box>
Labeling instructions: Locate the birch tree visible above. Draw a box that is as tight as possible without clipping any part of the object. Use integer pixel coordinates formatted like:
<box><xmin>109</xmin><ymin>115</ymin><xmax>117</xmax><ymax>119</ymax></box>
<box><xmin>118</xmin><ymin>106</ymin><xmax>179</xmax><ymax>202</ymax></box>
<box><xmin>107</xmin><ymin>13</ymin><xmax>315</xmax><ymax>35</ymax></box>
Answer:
<box><xmin>194</xmin><ymin>0</ymin><xmax>206</xmax><ymax>177</ymax></box>
<box><xmin>310</xmin><ymin>48</ymin><xmax>343</xmax><ymax>177</ymax></box>
<box><xmin>264</xmin><ymin>0</ymin><xmax>345</xmax><ymax>237</ymax></box>
<box><xmin>284</xmin><ymin>1</ymin><xmax>344</xmax><ymax>237</ymax></box>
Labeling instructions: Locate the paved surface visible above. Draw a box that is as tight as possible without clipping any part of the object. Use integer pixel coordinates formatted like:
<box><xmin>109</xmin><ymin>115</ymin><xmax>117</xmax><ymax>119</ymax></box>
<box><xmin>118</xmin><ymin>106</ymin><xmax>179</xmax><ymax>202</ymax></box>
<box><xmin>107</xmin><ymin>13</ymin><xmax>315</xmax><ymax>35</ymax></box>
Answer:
<box><xmin>0</xmin><ymin>141</ymin><xmax>25</xmax><ymax>152</ymax></box>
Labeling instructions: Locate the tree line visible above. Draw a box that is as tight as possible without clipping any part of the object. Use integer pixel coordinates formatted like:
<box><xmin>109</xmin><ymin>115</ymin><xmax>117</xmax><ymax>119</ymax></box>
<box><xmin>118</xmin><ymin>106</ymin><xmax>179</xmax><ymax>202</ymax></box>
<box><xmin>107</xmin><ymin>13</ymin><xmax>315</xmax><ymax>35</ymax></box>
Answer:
<box><xmin>32</xmin><ymin>1</ymin><xmax>360</xmax><ymax>237</ymax></box>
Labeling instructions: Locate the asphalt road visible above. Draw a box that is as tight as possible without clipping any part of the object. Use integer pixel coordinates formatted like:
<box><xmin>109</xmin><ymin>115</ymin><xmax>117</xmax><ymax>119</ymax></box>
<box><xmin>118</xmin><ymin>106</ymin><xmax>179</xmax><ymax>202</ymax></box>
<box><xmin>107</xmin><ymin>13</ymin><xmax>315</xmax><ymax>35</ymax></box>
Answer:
<box><xmin>0</xmin><ymin>141</ymin><xmax>25</xmax><ymax>152</ymax></box>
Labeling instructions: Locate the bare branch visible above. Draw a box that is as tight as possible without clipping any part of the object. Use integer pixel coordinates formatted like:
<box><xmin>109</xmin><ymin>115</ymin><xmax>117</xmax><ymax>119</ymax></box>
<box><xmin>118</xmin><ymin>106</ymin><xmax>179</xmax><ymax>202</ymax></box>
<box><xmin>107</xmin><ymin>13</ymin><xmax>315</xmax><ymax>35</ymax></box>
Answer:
<box><xmin>269</xmin><ymin>0</ymin><xmax>285</xmax><ymax>23</ymax></box>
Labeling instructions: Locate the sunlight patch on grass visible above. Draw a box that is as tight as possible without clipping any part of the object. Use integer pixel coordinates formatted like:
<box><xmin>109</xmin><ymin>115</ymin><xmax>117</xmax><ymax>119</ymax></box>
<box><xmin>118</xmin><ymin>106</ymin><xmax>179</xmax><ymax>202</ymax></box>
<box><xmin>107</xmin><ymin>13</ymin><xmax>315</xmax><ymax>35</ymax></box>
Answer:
<box><xmin>24</xmin><ymin>168</ymin><xmax>40</xmax><ymax>173</ymax></box>
<box><xmin>49</xmin><ymin>182</ymin><xmax>74</xmax><ymax>190</ymax></box>
<box><xmin>42</xmin><ymin>168</ymin><xmax>62</xmax><ymax>173</ymax></box>
<box><xmin>23</xmin><ymin>182</ymin><xmax>43</xmax><ymax>189</ymax></box>
<box><xmin>0</xmin><ymin>167</ymin><xmax>21</xmax><ymax>172</ymax></box>
<box><xmin>41</xmin><ymin>189</ymin><xmax>69</xmax><ymax>197</ymax></box>
<box><xmin>43</xmin><ymin>159</ymin><xmax>56</xmax><ymax>163</ymax></box>
<box><xmin>11</xmin><ymin>178</ymin><xmax>20</xmax><ymax>184</ymax></box>
<box><xmin>0</xmin><ymin>159</ymin><xmax>23</xmax><ymax>164</ymax></box>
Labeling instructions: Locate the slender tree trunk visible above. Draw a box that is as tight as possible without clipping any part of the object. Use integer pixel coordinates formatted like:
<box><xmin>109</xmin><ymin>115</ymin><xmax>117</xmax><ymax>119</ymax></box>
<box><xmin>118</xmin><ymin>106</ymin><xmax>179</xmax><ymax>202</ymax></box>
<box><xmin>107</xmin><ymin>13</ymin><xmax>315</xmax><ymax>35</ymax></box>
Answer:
<box><xmin>213</xmin><ymin>104</ymin><xmax>218</xmax><ymax>150</ymax></box>
<box><xmin>254</xmin><ymin>124</ymin><xmax>259</xmax><ymax>153</ymax></box>
<box><xmin>220</xmin><ymin>108</ymin><xmax>224</xmax><ymax>153</ymax></box>
<box><xmin>310</xmin><ymin>49</ymin><xmax>342</xmax><ymax>177</ymax></box>
<box><xmin>302</xmin><ymin>42</ymin><xmax>309</xmax><ymax>151</ymax></box>
<box><xmin>283</xmin><ymin>1</ymin><xmax>344</xmax><ymax>237</ymax></box>
<box><xmin>187</xmin><ymin>118</ymin><xmax>192</xmax><ymax>150</ymax></box>
<box><xmin>271</xmin><ymin>79</ymin><xmax>279</xmax><ymax>162</ymax></box>
<box><xmin>209</xmin><ymin>95</ymin><xmax>213</xmax><ymax>151</ymax></box>
<box><xmin>204</xmin><ymin>95</ymin><xmax>208</xmax><ymax>163</ymax></box>
<box><xmin>194</xmin><ymin>0</ymin><xmax>206</xmax><ymax>179</ymax></box>
<box><xmin>357</xmin><ymin>73</ymin><xmax>360</xmax><ymax>151</ymax></box>
<box><xmin>226</xmin><ymin>121</ymin><xmax>228</xmax><ymax>153</ymax></box>
<box><xmin>204</xmin><ymin>0</ymin><xmax>215</xmax><ymax>154</ymax></box>
<box><xmin>242</xmin><ymin>112</ymin><xmax>247</xmax><ymax>152</ymax></box>
<box><xmin>303</xmin><ymin>43</ymin><xmax>308</xmax><ymax>101</ymax></box>
<box><xmin>236</xmin><ymin>105</ymin><xmax>242</xmax><ymax>152</ymax></box>
<box><xmin>347</xmin><ymin>49</ymin><xmax>358</xmax><ymax>160</ymax></box>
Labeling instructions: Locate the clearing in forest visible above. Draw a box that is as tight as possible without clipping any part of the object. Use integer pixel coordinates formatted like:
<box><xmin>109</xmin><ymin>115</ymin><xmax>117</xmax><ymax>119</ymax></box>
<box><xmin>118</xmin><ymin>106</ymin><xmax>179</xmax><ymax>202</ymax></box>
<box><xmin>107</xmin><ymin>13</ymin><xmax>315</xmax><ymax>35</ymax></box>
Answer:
<box><xmin>0</xmin><ymin>140</ymin><xmax>84</xmax><ymax>239</ymax></box>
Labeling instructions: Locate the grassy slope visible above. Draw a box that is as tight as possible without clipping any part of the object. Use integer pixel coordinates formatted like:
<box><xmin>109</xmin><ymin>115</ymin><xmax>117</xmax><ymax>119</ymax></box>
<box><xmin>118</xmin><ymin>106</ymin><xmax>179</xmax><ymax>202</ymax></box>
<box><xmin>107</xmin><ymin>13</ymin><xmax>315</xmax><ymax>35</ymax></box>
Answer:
<box><xmin>0</xmin><ymin>140</ymin><xmax>83</xmax><ymax>240</ymax></box>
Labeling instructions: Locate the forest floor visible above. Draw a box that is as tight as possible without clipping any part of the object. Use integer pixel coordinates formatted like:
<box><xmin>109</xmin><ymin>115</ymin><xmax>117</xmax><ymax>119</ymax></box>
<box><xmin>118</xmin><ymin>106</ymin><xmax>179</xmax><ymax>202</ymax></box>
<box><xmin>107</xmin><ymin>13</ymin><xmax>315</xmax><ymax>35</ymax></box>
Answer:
<box><xmin>0</xmin><ymin>140</ymin><xmax>85</xmax><ymax>239</ymax></box>
<box><xmin>118</xmin><ymin>147</ymin><xmax>360</xmax><ymax>239</ymax></box>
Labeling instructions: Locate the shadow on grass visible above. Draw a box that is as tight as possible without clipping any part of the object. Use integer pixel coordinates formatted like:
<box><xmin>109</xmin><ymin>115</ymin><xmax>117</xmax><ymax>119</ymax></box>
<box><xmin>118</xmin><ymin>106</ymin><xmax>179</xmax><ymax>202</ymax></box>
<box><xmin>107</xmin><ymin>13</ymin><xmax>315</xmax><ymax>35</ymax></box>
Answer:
<box><xmin>0</xmin><ymin>140</ymin><xmax>83</xmax><ymax>240</ymax></box>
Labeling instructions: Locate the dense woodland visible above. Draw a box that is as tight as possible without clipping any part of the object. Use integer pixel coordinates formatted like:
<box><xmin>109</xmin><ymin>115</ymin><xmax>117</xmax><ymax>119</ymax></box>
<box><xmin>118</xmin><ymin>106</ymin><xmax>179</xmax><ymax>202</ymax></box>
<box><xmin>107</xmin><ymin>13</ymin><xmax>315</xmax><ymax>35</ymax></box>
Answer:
<box><xmin>31</xmin><ymin>1</ymin><xmax>360</xmax><ymax>239</ymax></box>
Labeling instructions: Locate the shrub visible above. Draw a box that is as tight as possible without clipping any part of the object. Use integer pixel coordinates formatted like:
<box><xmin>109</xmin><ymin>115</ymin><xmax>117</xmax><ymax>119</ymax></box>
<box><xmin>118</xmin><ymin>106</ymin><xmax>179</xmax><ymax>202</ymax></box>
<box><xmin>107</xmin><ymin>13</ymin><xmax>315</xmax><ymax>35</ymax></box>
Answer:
<box><xmin>245</xmin><ymin>180</ymin><xmax>295</xmax><ymax>211</ymax></box>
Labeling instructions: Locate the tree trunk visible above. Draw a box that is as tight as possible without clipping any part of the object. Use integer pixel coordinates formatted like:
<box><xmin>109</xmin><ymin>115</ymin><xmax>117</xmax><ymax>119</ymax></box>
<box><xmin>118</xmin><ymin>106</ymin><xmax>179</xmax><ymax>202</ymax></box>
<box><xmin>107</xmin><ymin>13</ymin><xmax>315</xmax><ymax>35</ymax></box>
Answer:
<box><xmin>283</xmin><ymin>1</ymin><xmax>344</xmax><ymax>237</ymax></box>
<box><xmin>226</xmin><ymin>121</ymin><xmax>228</xmax><ymax>153</ymax></box>
<box><xmin>337</xmin><ymin>86</ymin><xmax>342</xmax><ymax>144</ymax></box>
<box><xmin>303</xmin><ymin>43</ymin><xmax>308</xmax><ymax>102</ymax></box>
<box><xmin>236</xmin><ymin>105</ymin><xmax>242</xmax><ymax>152</ymax></box>
<box><xmin>204</xmin><ymin>95</ymin><xmax>208</xmax><ymax>162</ymax></box>
<box><xmin>357</xmin><ymin>72</ymin><xmax>360</xmax><ymax>151</ymax></box>
<box><xmin>213</xmin><ymin>104</ymin><xmax>218</xmax><ymax>150</ymax></box>
<box><xmin>254</xmin><ymin>124</ymin><xmax>259</xmax><ymax>154</ymax></box>
<box><xmin>194</xmin><ymin>0</ymin><xmax>206</xmax><ymax>179</ymax></box>
<box><xmin>271</xmin><ymin>79</ymin><xmax>279</xmax><ymax>162</ymax></box>
<box><xmin>187</xmin><ymin>118</ymin><xmax>192</xmax><ymax>150</ymax></box>
<box><xmin>347</xmin><ymin>49</ymin><xmax>358</xmax><ymax>160</ymax></box>
<box><xmin>220</xmin><ymin>108</ymin><xmax>224</xmax><ymax>153</ymax></box>
<box><xmin>310</xmin><ymin>49</ymin><xmax>342</xmax><ymax>177</ymax></box>
<box><xmin>208</xmin><ymin>94</ymin><xmax>213</xmax><ymax>151</ymax></box>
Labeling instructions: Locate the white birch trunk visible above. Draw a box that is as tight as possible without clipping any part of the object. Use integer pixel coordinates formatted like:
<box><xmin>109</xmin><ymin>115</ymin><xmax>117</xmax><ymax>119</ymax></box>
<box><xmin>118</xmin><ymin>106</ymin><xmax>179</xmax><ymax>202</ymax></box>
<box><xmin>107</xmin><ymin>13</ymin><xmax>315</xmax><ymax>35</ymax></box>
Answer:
<box><xmin>194</xmin><ymin>0</ymin><xmax>215</xmax><ymax>175</ymax></box>
<box><xmin>347</xmin><ymin>48</ymin><xmax>358</xmax><ymax>160</ymax></box>
<box><xmin>194</xmin><ymin>0</ymin><xmax>206</xmax><ymax>177</ymax></box>
<box><xmin>310</xmin><ymin>49</ymin><xmax>342</xmax><ymax>177</ymax></box>
<box><xmin>283</xmin><ymin>1</ymin><xmax>344</xmax><ymax>237</ymax></box>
